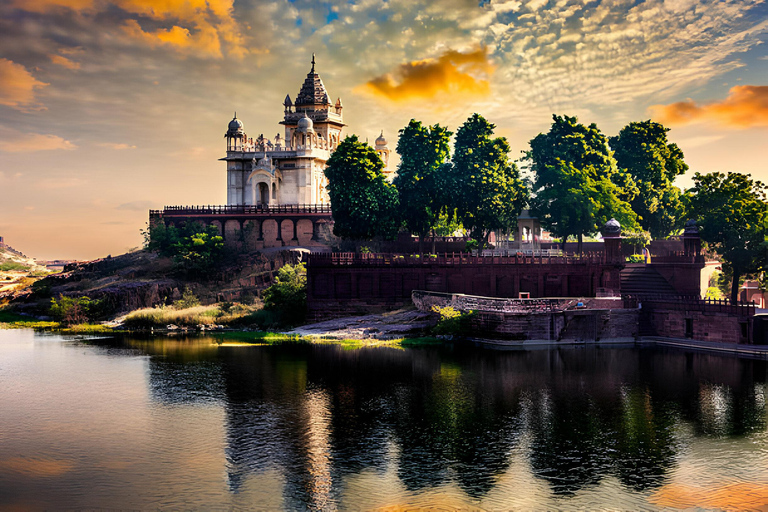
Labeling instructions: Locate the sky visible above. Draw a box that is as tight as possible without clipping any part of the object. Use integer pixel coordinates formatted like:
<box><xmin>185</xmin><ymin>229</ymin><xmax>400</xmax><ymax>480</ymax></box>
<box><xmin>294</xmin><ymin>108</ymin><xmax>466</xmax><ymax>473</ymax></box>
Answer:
<box><xmin>0</xmin><ymin>0</ymin><xmax>766</xmax><ymax>260</ymax></box>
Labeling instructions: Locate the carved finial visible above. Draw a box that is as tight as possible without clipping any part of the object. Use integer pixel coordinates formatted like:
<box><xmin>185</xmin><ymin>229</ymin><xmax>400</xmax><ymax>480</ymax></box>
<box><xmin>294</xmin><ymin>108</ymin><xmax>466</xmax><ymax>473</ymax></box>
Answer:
<box><xmin>311</xmin><ymin>53</ymin><xmax>315</xmax><ymax>72</ymax></box>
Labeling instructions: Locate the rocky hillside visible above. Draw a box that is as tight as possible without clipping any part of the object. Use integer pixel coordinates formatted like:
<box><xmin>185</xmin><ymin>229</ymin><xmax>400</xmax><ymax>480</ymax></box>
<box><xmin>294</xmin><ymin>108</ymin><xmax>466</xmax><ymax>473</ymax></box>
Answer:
<box><xmin>0</xmin><ymin>242</ymin><xmax>50</xmax><ymax>302</ymax></box>
<box><xmin>8</xmin><ymin>248</ymin><xmax>303</xmax><ymax>317</ymax></box>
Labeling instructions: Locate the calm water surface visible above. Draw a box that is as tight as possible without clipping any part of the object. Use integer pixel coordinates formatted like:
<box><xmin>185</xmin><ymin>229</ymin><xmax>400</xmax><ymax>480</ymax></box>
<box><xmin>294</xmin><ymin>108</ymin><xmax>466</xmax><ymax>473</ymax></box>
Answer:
<box><xmin>2</xmin><ymin>329</ymin><xmax>768</xmax><ymax>510</ymax></box>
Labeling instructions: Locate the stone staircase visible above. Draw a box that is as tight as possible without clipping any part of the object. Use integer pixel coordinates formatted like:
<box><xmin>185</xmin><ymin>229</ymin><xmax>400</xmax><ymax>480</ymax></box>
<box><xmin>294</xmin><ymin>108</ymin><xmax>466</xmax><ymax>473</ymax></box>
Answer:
<box><xmin>620</xmin><ymin>264</ymin><xmax>679</xmax><ymax>298</ymax></box>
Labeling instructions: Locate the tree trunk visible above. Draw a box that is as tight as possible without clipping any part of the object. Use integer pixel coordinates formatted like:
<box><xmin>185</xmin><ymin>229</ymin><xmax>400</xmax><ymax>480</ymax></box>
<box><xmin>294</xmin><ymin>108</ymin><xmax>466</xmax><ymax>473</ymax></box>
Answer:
<box><xmin>418</xmin><ymin>230</ymin><xmax>426</xmax><ymax>255</ymax></box>
<box><xmin>561</xmin><ymin>235</ymin><xmax>568</xmax><ymax>252</ymax></box>
<box><xmin>731</xmin><ymin>268</ymin><xmax>741</xmax><ymax>305</ymax></box>
<box><xmin>577</xmin><ymin>232</ymin><xmax>584</xmax><ymax>255</ymax></box>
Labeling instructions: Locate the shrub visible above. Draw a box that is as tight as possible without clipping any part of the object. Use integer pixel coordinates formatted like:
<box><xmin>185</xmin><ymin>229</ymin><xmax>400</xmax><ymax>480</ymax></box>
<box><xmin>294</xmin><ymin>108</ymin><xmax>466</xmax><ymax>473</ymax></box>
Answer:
<box><xmin>173</xmin><ymin>287</ymin><xmax>200</xmax><ymax>309</ymax></box>
<box><xmin>262</xmin><ymin>263</ymin><xmax>307</xmax><ymax>326</ymax></box>
<box><xmin>625</xmin><ymin>254</ymin><xmax>645</xmax><ymax>263</ymax></box>
<box><xmin>431</xmin><ymin>305</ymin><xmax>475</xmax><ymax>337</ymax></box>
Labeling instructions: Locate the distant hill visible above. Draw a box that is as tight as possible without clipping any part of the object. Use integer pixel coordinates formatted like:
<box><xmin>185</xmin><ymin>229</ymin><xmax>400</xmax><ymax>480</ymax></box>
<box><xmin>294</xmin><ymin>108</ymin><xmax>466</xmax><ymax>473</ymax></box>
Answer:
<box><xmin>0</xmin><ymin>241</ymin><xmax>50</xmax><ymax>301</ymax></box>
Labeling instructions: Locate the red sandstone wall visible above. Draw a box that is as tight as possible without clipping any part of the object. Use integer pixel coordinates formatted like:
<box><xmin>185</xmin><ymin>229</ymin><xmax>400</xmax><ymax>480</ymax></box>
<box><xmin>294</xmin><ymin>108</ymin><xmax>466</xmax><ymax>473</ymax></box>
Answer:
<box><xmin>645</xmin><ymin>309</ymin><xmax>750</xmax><ymax>343</ymax></box>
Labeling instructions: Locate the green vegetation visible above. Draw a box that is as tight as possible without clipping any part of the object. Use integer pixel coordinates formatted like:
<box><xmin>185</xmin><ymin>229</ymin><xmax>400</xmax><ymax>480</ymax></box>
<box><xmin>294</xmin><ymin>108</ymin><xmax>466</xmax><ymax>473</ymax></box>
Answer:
<box><xmin>394</xmin><ymin>119</ymin><xmax>453</xmax><ymax>252</ymax></box>
<box><xmin>449</xmin><ymin>114</ymin><xmax>528</xmax><ymax>250</ymax></box>
<box><xmin>212</xmin><ymin>330</ymin><xmax>442</xmax><ymax>348</ymax></box>
<box><xmin>0</xmin><ymin>261</ymin><xmax>30</xmax><ymax>271</ymax></box>
<box><xmin>685</xmin><ymin>171</ymin><xmax>767</xmax><ymax>303</ymax></box>
<box><xmin>609</xmin><ymin>120</ymin><xmax>687</xmax><ymax>238</ymax></box>
<box><xmin>625</xmin><ymin>254</ymin><xmax>645</xmax><ymax>263</ymax></box>
<box><xmin>623</xmin><ymin>231</ymin><xmax>652</xmax><ymax>253</ymax></box>
<box><xmin>431</xmin><ymin>305</ymin><xmax>476</xmax><ymax>337</ymax></box>
<box><xmin>144</xmin><ymin>221</ymin><xmax>225</xmax><ymax>277</ymax></box>
<box><xmin>262</xmin><ymin>263</ymin><xmax>307</xmax><ymax>326</ymax></box>
<box><xmin>526</xmin><ymin>114</ymin><xmax>638</xmax><ymax>253</ymax></box>
<box><xmin>49</xmin><ymin>295</ymin><xmax>113</xmax><ymax>325</ymax></box>
<box><xmin>123</xmin><ymin>303</ymin><xmax>258</xmax><ymax>329</ymax></box>
<box><xmin>324</xmin><ymin>135</ymin><xmax>400</xmax><ymax>240</ymax></box>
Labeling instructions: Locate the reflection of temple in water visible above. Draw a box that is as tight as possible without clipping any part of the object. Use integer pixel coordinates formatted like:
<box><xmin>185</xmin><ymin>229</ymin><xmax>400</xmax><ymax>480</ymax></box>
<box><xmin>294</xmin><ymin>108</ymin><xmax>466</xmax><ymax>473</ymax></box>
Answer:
<box><xmin>137</xmin><ymin>338</ymin><xmax>768</xmax><ymax>506</ymax></box>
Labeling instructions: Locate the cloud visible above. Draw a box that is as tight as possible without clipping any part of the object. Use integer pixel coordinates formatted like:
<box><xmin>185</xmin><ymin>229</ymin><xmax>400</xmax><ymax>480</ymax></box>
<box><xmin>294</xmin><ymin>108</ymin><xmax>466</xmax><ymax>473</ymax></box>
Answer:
<box><xmin>9</xmin><ymin>0</ymin><xmax>249</xmax><ymax>59</ymax></box>
<box><xmin>97</xmin><ymin>142</ymin><xmax>137</xmax><ymax>150</ymax></box>
<box><xmin>0</xmin><ymin>58</ymin><xmax>48</xmax><ymax>109</ymax></box>
<box><xmin>649</xmin><ymin>85</ymin><xmax>768</xmax><ymax>128</ymax></box>
<box><xmin>49</xmin><ymin>54</ymin><xmax>81</xmax><ymax>70</ymax></box>
<box><xmin>116</xmin><ymin>200</ymin><xmax>153</xmax><ymax>211</ymax></box>
<box><xmin>363</xmin><ymin>48</ymin><xmax>494</xmax><ymax>102</ymax></box>
<box><xmin>0</xmin><ymin>133</ymin><xmax>76</xmax><ymax>153</ymax></box>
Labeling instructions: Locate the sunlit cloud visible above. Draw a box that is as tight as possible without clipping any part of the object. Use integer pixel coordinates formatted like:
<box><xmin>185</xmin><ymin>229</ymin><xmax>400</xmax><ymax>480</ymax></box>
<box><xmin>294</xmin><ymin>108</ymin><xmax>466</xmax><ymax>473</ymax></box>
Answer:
<box><xmin>0</xmin><ymin>133</ymin><xmax>76</xmax><ymax>153</ymax></box>
<box><xmin>0</xmin><ymin>58</ymin><xmax>48</xmax><ymax>110</ymax></box>
<box><xmin>97</xmin><ymin>142</ymin><xmax>137</xmax><ymax>150</ymax></box>
<box><xmin>49</xmin><ymin>54</ymin><xmax>81</xmax><ymax>70</ymax></box>
<box><xmin>363</xmin><ymin>48</ymin><xmax>494</xmax><ymax>102</ymax></box>
<box><xmin>116</xmin><ymin>200</ymin><xmax>153</xmax><ymax>211</ymax></box>
<box><xmin>649</xmin><ymin>85</ymin><xmax>768</xmax><ymax>129</ymax></box>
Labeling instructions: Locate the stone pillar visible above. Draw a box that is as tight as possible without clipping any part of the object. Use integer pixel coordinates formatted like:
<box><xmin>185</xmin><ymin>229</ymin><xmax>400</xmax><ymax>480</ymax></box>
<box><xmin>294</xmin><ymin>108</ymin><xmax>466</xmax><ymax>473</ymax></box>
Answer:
<box><xmin>601</xmin><ymin>218</ymin><xmax>622</xmax><ymax>264</ymax></box>
<box><xmin>683</xmin><ymin>219</ymin><xmax>701</xmax><ymax>258</ymax></box>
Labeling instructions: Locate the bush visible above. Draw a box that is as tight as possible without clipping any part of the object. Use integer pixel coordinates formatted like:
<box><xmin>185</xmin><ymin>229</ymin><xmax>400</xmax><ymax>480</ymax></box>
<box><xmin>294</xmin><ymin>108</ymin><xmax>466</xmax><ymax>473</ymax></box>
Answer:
<box><xmin>262</xmin><ymin>263</ymin><xmax>307</xmax><ymax>326</ymax></box>
<box><xmin>49</xmin><ymin>295</ymin><xmax>108</xmax><ymax>325</ymax></box>
<box><xmin>431</xmin><ymin>305</ymin><xmax>475</xmax><ymax>337</ymax></box>
<box><xmin>173</xmin><ymin>287</ymin><xmax>200</xmax><ymax>309</ymax></box>
<box><xmin>625</xmin><ymin>254</ymin><xmax>645</xmax><ymax>263</ymax></box>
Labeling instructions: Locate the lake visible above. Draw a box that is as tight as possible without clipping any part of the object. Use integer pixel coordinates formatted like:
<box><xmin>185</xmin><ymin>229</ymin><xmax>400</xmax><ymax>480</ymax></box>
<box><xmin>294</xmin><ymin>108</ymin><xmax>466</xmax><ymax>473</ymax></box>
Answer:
<box><xmin>1</xmin><ymin>329</ymin><xmax>767</xmax><ymax>510</ymax></box>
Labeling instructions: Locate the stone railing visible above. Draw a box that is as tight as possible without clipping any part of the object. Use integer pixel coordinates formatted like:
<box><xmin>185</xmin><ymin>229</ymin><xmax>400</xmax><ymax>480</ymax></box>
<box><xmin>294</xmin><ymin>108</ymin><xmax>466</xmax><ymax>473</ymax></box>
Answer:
<box><xmin>150</xmin><ymin>204</ymin><xmax>333</xmax><ymax>217</ymax></box>
<box><xmin>623</xmin><ymin>294</ymin><xmax>756</xmax><ymax>317</ymax></box>
<box><xmin>308</xmin><ymin>252</ymin><xmax>607</xmax><ymax>267</ymax></box>
<box><xmin>412</xmin><ymin>290</ymin><xmax>577</xmax><ymax>314</ymax></box>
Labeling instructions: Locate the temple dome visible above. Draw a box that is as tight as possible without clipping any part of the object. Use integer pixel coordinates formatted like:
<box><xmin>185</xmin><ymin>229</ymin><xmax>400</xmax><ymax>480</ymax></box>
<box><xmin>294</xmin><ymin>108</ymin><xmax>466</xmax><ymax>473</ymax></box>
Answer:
<box><xmin>227</xmin><ymin>115</ymin><xmax>244</xmax><ymax>134</ymax></box>
<box><xmin>375</xmin><ymin>131</ymin><xmax>387</xmax><ymax>147</ymax></box>
<box><xmin>296</xmin><ymin>114</ymin><xmax>314</xmax><ymax>133</ymax></box>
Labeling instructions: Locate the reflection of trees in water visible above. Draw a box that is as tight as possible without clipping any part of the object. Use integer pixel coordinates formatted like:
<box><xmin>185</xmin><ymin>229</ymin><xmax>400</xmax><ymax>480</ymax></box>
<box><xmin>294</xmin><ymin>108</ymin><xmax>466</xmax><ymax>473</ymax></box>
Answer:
<box><xmin>133</xmin><ymin>338</ymin><xmax>768</xmax><ymax>504</ymax></box>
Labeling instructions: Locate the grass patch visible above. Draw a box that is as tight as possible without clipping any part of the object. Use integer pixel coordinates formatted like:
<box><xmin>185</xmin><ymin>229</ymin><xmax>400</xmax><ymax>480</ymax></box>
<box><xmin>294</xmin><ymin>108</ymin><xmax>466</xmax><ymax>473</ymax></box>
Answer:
<box><xmin>0</xmin><ymin>261</ymin><xmax>30</xmax><ymax>272</ymax></box>
<box><xmin>0</xmin><ymin>309</ymin><xmax>59</xmax><ymax>330</ymax></box>
<box><xmin>211</xmin><ymin>331</ymin><xmax>444</xmax><ymax>349</ymax></box>
<box><xmin>61</xmin><ymin>324</ymin><xmax>122</xmax><ymax>334</ymax></box>
<box><xmin>123</xmin><ymin>303</ymin><xmax>259</xmax><ymax>329</ymax></box>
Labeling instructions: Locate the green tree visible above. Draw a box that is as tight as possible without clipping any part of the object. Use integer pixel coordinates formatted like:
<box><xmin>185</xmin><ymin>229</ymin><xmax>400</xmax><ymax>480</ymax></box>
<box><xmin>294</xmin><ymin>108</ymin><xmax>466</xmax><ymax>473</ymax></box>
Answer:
<box><xmin>262</xmin><ymin>263</ymin><xmax>307</xmax><ymax>326</ymax></box>
<box><xmin>609</xmin><ymin>121</ymin><xmax>687</xmax><ymax>238</ymax></box>
<box><xmin>449</xmin><ymin>113</ymin><xmax>528</xmax><ymax>250</ymax></box>
<box><xmin>393</xmin><ymin>119</ymin><xmax>452</xmax><ymax>252</ymax></box>
<box><xmin>324</xmin><ymin>135</ymin><xmax>399</xmax><ymax>240</ymax></box>
<box><xmin>526</xmin><ymin>114</ymin><xmax>638</xmax><ymax>252</ymax></box>
<box><xmin>685</xmin><ymin>172</ymin><xmax>767</xmax><ymax>303</ymax></box>
<box><xmin>172</xmin><ymin>224</ymin><xmax>225</xmax><ymax>277</ymax></box>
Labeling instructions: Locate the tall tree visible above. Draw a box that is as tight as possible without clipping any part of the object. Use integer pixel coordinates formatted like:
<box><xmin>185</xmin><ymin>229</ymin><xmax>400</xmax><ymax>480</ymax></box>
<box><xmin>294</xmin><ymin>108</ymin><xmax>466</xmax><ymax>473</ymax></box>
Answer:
<box><xmin>449</xmin><ymin>114</ymin><xmax>528</xmax><ymax>250</ymax></box>
<box><xmin>526</xmin><ymin>114</ymin><xmax>638</xmax><ymax>252</ymax></box>
<box><xmin>685</xmin><ymin>171</ymin><xmax>767</xmax><ymax>304</ymax></box>
<box><xmin>609</xmin><ymin>120</ymin><xmax>687</xmax><ymax>238</ymax></box>
<box><xmin>324</xmin><ymin>135</ymin><xmax>399</xmax><ymax>240</ymax></box>
<box><xmin>393</xmin><ymin>119</ymin><xmax>452</xmax><ymax>252</ymax></box>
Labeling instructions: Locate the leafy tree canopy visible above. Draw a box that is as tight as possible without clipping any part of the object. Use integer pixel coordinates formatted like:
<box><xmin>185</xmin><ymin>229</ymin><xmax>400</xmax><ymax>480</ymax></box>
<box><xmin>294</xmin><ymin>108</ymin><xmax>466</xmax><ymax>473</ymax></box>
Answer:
<box><xmin>393</xmin><ymin>119</ymin><xmax>452</xmax><ymax>241</ymax></box>
<box><xmin>449</xmin><ymin>113</ymin><xmax>528</xmax><ymax>249</ymax></box>
<box><xmin>262</xmin><ymin>263</ymin><xmax>307</xmax><ymax>326</ymax></box>
<box><xmin>324</xmin><ymin>135</ymin><xmax>399</xmax><ymax>240</ymax></box>
<box><xmin>609</xmin><ymin>120</ymin><xmax>687</xmax><ymax>238</ymax></box>
<box><xmin>526</xmin><ymin>114</ymin><xmax>638</xmax><ymax>251</ymax></box>
<box><xmin>172</xmin><ymin>224</ymin><xmax>225</xmax><ymax>278</ymax></box>
<box><xmin>685</xmin><ymin>171</ymin><xmax>767</xmax><ymax>303</ymax></box>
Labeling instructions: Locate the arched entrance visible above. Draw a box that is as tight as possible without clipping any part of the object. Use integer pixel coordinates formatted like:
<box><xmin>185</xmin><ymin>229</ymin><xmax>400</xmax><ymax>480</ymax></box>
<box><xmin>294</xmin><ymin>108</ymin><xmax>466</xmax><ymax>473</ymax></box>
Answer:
<box><xmin>257</xmin><ymin>182</ymin><xmax>269</xmax><ymax>206</ymax></box>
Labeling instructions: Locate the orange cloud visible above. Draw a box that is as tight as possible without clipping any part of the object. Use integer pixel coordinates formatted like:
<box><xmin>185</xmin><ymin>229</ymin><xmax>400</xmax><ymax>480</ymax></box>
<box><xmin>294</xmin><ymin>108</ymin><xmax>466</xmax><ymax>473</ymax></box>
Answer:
<box><xmin>8</xmin><ymin>0</ymin><xmax>248</xmax><ymax>59</ymax></box>
<box><xmin>0</xmin><ymin>133</ymin><xmax>76</xmax><ymax>153</ymax></box>
<box><xmin>0</xmin><ymin>58</ymin><xmax>48</xmax><ymax>110</ymax></box>
<box><xmin>363</xmin><ymin>48</ymin><xmax>495</xmax><ymax>102</ymax></box>
<box><xmin>49</xmin><ymin>54</ymin><xmax>81</xmax><ymax>70</ymax></box>
<box><xmin>123</xmin><ymin>19</ymin><xmax>222</xmax><ymax>58</ymax></box>
<box><xmin>649</xmin><ymin>85</ymin><xmax>768</xmax><ymax>128</ymax></box>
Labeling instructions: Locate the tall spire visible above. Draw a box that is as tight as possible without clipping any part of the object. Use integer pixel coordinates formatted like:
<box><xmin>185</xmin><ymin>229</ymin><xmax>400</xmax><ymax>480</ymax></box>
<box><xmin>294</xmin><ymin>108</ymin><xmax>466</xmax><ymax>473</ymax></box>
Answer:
<box><xmin>311</xmin><ymin>53</ymin><xmax>315</xmax><ymax>73</ymax></box>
